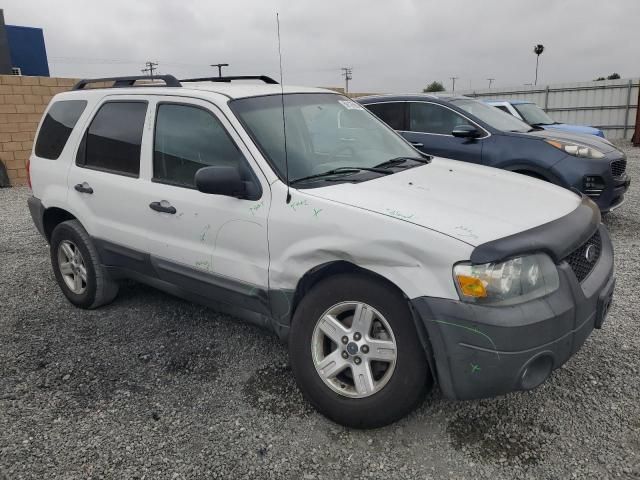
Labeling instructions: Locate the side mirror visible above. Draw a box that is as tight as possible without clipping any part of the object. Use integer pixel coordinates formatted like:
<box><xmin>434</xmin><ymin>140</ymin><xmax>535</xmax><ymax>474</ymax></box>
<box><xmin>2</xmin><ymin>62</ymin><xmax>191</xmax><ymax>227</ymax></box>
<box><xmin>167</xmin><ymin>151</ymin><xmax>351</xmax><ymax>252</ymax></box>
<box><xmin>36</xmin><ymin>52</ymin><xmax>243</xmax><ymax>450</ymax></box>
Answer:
<box><xmin>195</xmin><ymin>165</ymin><xmax>246</xmax><ymax>198</ymax></box>
<box><xmin>452</xmin><ymin>124</ymin><xmax>481</xmax><ymax>138</ymax></box>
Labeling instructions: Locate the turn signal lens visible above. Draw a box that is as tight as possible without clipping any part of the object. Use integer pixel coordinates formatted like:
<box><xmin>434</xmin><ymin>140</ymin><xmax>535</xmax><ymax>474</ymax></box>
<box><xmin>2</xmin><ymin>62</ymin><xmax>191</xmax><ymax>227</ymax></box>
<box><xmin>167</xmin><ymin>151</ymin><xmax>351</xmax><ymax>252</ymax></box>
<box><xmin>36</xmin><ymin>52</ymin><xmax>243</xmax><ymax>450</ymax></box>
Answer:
<box><xmin>455</xmin><ymin>275</ymin><xmax>487</xmax><ymax>298</ymax></box>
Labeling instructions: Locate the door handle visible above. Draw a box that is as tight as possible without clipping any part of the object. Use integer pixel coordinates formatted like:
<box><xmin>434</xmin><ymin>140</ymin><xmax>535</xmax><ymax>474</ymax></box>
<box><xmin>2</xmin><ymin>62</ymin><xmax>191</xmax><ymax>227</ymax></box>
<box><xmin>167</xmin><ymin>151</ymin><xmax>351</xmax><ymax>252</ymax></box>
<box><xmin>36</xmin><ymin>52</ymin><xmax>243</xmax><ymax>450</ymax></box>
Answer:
<box><xmin>410</xmin><ymin>142</ymin><xmax>424</xmax><ymax>148</ymax></box>
<box><xmin>74</xmin><ymin>182</ymin><xmax>93</xmax><ymax>194</ymax></box>
<box><xmin>149</xmin><ymin>200</ymin><xmax>177</xmax><ymax>214</ymax></box>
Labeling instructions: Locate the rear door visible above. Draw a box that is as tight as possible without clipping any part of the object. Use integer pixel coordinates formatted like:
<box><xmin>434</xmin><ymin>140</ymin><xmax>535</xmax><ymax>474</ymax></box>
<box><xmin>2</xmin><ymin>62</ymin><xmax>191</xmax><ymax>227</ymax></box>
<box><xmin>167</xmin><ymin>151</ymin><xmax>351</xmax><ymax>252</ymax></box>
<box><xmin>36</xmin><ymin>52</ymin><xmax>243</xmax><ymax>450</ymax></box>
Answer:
<box><xmin>67</xmin><ymin>96</ymin><xmax>153</xmax><ymax>254</ymax></box>
<box><xmin>402</xmin><ymin>101</ymin><xmax>485</xmax><ymax>163</ymax></box>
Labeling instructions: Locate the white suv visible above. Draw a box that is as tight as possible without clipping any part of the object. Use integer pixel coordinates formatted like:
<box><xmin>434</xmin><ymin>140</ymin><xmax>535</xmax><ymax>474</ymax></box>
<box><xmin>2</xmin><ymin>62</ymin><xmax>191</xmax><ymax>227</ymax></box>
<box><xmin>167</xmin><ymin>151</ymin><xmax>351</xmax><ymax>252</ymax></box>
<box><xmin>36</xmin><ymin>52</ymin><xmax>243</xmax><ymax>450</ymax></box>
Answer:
<box><xmin>28</xmin><ymin>75</ymin><xmax>615</xmax><ymax>428</ymax></box>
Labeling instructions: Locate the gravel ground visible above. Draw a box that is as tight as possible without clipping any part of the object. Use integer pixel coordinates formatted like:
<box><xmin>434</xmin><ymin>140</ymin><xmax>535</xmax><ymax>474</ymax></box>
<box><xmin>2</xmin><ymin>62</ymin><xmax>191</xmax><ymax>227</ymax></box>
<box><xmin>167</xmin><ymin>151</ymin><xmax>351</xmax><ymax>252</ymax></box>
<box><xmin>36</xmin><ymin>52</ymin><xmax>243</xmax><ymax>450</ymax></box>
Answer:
<box><xmin>1</xmin><ymin>142</ymin><xmax>639</xmax><ymax>480</ymax></box>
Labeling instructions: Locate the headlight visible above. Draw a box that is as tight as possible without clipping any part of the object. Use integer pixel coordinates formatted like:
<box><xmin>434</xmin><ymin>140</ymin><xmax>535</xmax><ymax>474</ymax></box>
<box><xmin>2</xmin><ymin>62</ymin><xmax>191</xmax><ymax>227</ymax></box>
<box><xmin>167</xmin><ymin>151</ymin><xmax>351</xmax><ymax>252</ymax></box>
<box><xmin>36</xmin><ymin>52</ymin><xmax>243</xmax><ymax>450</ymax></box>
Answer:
<box><xmin>453</xmin><ymin>254</ymin><xmax>559</xmax><ymax>306</ymax></box>
<box><xmin>545</xmin><ymin>139</ymin><xmax>605</xmax><ymax>159</ymax></box>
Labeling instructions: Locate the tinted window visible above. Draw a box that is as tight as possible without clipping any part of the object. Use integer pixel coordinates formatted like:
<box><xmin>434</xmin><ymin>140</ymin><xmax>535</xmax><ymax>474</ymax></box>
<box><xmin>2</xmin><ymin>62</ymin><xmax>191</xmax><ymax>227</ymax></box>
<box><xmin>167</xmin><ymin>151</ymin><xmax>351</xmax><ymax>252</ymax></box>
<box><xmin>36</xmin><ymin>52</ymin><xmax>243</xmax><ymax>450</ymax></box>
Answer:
<box><xmin>494</xmin><ymin>105</ymin><xmax>511</xmax><ymax>114</ymax></box>
<box><xmin>153</xmin><ymin>104</ymin><xmax>245</xmax><ymax>187</ymax></box>
<box><xmin>35</xmin><ymin>100</ymin><xmax>87</xmax><ymax>159</ymax></box>
<box><xmin>83</xmin><ymin>102</ymin><xmax>147</xmax><ymax>176</ymax></box>
<box><xmin>365</xmin><ymin>102</ymin><xmax>405</xmax><ymax>130</ymax></box>
<box><xmin>409</xmin><ymin>102</ymin><xmax>472</xmax><ymax>135</ymax></box>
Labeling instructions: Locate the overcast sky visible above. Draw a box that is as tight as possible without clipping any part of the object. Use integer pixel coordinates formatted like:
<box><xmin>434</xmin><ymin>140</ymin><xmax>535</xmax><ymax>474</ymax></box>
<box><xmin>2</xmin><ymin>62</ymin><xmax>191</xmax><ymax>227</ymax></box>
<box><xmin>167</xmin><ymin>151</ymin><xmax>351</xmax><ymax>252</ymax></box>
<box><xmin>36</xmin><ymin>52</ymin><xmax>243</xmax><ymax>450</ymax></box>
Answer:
<box><xmin>4</xmin><ymin>0</ymin><xmax>639</xmax><ymax>93</ymax></box>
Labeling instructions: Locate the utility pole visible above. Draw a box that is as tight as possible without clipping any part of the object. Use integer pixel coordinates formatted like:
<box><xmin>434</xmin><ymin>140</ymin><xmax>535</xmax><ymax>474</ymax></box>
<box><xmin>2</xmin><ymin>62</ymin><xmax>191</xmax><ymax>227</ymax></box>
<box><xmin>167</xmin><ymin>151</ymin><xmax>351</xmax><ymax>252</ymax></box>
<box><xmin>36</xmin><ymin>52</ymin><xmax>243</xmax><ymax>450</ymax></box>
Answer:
<box><xmin>341</xmin><ymin>67</ymin><xmax>353</xmax><ymax>94</ymax></box>
<box><xmin>210</xmin><ymin>63</ymin><xmax>229</xmax><ymax>78</ymax></box>
<box><xmin>450</xmin><ymin>76</ymin><xmax>458</xmax><ymax>93</ymax></box>
<box><xmin>487</xmin><ymin>78</ymin><xmax>495</xmax><ymax>89</ymax></box>
<box><xmin>141</xmin><ymin>61</ymin><xmax>158</xmax><ymax>81</ymax></box>
<box><xmin>533</xmin><ymin>44</ymin><xmax>545</xmax><ymax>85</ymax></box>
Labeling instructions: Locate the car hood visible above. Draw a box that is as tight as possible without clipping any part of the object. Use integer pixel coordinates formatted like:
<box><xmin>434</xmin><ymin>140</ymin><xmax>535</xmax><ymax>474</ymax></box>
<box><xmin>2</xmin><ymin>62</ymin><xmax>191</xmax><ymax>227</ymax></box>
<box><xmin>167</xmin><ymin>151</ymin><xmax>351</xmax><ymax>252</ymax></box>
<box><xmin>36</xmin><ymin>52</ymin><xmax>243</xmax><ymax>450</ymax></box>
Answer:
<box><xmin>304</xmin><ymin>158</ymin><xmax>582</xmax><ymax>247</ymax></box>
<box><xmin>524</xmin><ymin>128</ymin><xmax>617</xmax><ymax>153</ymax></box>
<box><xmin>542</xmin><ymin>123</ymin><xmax>604</xmax><ymax>138</ymax></box>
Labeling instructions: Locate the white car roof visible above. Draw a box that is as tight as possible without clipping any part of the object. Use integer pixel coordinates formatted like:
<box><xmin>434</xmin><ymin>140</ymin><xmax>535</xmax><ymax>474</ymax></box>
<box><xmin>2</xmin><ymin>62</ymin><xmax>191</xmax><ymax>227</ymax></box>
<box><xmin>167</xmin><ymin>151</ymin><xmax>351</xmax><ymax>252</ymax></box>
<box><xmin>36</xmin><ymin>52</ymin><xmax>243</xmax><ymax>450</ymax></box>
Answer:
<box><xmin>55</xmin><ymin>82</ymin><xmax>335</xmax><ymax>101</ymax></box>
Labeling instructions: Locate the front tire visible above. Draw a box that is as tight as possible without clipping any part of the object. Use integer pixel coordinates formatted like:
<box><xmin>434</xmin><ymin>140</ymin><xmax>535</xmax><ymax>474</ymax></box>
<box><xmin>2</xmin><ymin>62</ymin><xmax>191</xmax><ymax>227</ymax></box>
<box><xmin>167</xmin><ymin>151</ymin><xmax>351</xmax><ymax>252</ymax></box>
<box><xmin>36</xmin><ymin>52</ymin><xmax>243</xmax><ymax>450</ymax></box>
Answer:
<box><xmin>50</xmin><ymin>220</ymin><xmax>119</xmax><ymax>309</ymax></box>
<box><xmin>289</xmin><ymin>273</ymin><xmax>431</xmax><ymax>428</ymax></box>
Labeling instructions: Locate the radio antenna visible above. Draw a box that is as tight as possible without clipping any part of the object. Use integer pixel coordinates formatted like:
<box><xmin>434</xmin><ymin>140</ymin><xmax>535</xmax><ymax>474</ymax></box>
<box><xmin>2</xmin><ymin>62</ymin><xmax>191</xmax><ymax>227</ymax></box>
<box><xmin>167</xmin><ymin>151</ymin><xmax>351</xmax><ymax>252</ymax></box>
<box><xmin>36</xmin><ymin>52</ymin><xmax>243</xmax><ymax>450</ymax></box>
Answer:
<box><xmin>276</xmin><ymin>13</ymin><xmax>291</xmax><ymax>204</ymax></box>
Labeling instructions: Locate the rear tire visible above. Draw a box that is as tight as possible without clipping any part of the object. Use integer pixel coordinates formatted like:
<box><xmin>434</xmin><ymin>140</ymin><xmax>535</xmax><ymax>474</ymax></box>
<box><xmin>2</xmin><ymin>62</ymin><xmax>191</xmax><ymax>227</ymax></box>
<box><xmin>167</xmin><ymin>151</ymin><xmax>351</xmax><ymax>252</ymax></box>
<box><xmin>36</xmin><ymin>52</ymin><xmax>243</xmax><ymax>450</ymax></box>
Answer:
<box><xmin>289</xmin><ymin>273</ymin><xmax>431</xmax><ymax>428</ymax></box>
<box><xmin>50</xmin><ymin>220</ymin><xmax>119</xmax><ymax>309</ymax></box>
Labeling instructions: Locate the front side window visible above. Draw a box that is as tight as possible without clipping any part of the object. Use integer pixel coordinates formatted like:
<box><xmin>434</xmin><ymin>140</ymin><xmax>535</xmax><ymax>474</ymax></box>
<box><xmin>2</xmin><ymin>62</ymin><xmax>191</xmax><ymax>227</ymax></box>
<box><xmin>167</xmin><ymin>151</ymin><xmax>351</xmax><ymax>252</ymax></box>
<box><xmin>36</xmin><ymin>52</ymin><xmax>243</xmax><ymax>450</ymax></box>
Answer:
<box><xmin>409</xmin><ymin>102</ymin><xmax>472</xmax><ymax>135</ymax></box>
<box><xmin>230</xmin><ymin>94</ymin><xmax>418</xmax><ymax>184</ymax></box>
<box><xmin>82</xmin><ymin>102</ymin><xmax>147</xmax><ymax>176</ymax></box>
<box><xmin>35</xmin><ymin>100</ymin><xmax>87</xmax><ymax>160</ymax></box>
<box><xmin>364</xmin><ymin>102</ymin><xmax>405</xmax><ymax>130</ymax></box>
<box><xmin>494</xmin><ymin>105</ymin><xmax>511</xmax><ymax>114</ymax></box>
<box><xmin>153</xmin><ymin>104</ymin><xmax>245</xmax><ymax>188</ymax></box>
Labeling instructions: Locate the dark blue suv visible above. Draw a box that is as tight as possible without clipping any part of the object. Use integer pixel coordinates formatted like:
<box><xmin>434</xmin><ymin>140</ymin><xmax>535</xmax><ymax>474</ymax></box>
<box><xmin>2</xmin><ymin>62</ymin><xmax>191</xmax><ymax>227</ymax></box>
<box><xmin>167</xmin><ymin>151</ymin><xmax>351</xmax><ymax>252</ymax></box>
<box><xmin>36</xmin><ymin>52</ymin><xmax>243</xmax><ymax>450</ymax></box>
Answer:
<box><xmin>358</xmin><ymin>94</ymin><xmax>630</xmax><ymax>212</ymax></box>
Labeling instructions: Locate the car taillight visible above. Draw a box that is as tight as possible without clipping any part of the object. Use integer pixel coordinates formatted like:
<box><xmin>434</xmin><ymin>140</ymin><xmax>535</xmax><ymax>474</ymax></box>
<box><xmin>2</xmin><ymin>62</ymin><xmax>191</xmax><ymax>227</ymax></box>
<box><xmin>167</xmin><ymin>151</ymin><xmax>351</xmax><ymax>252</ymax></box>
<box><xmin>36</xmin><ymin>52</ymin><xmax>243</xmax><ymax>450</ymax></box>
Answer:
<box><xmin>26</xmin><ymin>158</ymin><xmax>32</xmax><ymax>189</ymax></box>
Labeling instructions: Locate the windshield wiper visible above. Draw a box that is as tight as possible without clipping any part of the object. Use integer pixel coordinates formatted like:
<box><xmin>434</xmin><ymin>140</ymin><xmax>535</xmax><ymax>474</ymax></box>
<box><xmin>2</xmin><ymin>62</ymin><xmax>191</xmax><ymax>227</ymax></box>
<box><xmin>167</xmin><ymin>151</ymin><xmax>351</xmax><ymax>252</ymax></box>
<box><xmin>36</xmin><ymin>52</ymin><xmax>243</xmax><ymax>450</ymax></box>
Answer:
<box><xmin>290</xmin><ymin>167</ymin><xmax>391</xmax><ymax>185</ymax></box>
<box><xmin>374</xmin><ymin>156</ymin><xmax>431</xmax><ymax>168</ymax></box>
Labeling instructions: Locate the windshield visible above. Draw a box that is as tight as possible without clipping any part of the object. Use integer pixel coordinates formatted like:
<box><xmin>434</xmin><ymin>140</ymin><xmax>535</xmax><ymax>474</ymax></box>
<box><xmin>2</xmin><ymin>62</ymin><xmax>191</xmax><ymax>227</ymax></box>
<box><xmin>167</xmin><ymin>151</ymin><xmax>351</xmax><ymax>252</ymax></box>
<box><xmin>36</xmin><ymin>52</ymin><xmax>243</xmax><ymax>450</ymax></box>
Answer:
<box><xmin>451</xmin><ymin>98</ymin><xmax>532</xmax><ymax>133</ymax></box>
<box><xmin>230</xmin><ymin>93</ymin><xmax>419</xmax><ymax>184</ymax></box>
<box><xmin>513</xmin><ymin>103</ymin><xmax>555</xmax><ymax>125</ymax></box>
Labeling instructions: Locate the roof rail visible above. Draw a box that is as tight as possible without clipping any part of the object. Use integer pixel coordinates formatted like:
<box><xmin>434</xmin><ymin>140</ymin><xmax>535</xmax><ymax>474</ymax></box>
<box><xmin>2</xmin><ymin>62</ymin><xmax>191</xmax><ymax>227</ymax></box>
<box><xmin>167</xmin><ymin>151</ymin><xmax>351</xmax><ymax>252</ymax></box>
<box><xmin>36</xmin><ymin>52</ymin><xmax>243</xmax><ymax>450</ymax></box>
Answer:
<box><xmin>180</xmin><ymin>75</ymin><xmax>279</xmax><ymax>85</ymax></box>
<box><xmin>72</xmin><ymin>75</ymin><xmax>182</xmax><ymax>90</ymax></box>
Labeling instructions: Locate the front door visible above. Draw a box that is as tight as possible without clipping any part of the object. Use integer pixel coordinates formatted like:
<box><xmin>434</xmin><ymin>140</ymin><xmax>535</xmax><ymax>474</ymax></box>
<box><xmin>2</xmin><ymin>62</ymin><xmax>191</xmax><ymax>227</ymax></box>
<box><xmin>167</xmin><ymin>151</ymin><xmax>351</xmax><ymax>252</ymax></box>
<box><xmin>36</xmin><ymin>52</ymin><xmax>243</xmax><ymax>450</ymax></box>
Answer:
<box><xmin>142</xmin><ymin>97</ymin><xmax>271</xmax><ymax>314</ymax></box>
<box><xmin>402</xmin><ymin>101</ymin><xmax>485</xmax><ymax>164</ymax></box>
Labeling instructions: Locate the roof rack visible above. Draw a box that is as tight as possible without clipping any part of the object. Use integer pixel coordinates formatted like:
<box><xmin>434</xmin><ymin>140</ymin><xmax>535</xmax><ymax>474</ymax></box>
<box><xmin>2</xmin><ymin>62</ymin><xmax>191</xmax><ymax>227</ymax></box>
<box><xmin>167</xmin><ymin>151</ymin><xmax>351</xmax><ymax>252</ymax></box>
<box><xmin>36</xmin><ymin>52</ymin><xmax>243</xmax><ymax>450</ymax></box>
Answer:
<box><xmin>180</xmin><ymin>75</ymin><xmax>279</xmax><ymax>85</ymax></box>
<box><xmin>72</xmin><ymin>75</ymin><xmax>182</xmax><ymax>90</ymax></box>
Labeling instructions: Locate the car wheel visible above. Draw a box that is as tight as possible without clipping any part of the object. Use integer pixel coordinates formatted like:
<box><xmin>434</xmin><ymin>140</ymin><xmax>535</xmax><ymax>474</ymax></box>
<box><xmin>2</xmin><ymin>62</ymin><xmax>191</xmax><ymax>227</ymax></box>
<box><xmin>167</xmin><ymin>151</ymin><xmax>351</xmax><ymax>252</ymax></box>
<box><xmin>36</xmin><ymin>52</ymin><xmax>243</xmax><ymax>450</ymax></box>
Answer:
<box><xmin>289</xmin><ymin>273</ymin><xmax>431</xmax><ymax>428</ymax></box>
<box><xmin>50</xmin><ymin>220</ymin><xmax>119</xmax><ymax>309</ymax></box>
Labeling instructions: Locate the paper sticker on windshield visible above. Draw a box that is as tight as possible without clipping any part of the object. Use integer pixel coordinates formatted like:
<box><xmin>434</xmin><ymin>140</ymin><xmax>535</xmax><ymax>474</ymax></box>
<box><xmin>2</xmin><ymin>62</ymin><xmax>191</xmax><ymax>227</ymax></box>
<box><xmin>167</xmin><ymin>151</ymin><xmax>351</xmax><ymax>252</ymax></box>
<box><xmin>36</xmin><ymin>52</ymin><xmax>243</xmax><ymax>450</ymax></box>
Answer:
<box><xmin>339</xmin><ymin>100</ymin><xmax>364</xmax><ymax>111</ymax></box>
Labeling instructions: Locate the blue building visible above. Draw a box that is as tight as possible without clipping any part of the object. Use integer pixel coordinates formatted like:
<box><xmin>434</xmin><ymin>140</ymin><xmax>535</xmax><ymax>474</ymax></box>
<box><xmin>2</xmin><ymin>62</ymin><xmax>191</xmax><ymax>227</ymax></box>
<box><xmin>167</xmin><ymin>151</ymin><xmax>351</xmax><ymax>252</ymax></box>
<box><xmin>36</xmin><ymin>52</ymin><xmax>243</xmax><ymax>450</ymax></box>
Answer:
<box><xmin>0</xmin><ymin>9</ymin><xmax>49</xmax><ymax>77</ymax></box>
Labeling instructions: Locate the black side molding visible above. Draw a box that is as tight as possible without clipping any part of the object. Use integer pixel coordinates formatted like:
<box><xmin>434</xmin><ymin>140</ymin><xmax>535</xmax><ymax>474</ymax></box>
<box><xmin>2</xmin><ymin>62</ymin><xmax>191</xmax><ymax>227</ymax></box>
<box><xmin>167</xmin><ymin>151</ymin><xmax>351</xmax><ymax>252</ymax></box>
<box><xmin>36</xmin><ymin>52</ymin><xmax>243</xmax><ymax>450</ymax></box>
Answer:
<box><xmin>470</xmin><ymin>196</ymin><xmax>601</xmax><ymax>264</ymax></box>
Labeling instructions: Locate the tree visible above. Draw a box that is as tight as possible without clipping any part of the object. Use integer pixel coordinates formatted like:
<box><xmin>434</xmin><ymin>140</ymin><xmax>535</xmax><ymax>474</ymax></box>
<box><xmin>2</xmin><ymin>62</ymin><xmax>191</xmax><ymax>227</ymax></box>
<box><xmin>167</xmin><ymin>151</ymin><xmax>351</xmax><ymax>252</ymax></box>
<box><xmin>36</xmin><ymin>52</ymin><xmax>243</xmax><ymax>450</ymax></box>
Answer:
<box><xmin>594</xmin><ymin>73</ymin><xmax>621</xmax><ymax>81</ymax></box>
<box><xmin>423</xmin><ymin>81</ymin><xmax>445</xmax><ymax>93</ymax></box>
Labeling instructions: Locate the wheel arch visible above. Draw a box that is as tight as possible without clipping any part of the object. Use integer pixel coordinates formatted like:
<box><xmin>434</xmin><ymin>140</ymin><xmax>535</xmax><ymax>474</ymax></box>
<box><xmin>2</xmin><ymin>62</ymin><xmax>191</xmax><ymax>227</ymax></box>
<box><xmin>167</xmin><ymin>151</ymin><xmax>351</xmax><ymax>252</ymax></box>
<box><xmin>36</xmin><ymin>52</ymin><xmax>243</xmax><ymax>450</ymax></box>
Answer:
<box><xmin>43</xmin><ymin>207</ymin><xmax>77</xmax><ymax>242</ymax></box>
<box><xmin>281</xmin><ymin>260</ymin><xmax>439</xmax><ymax>382</ymax></box>
<box><xmin>503</xmin><ymin>162</ymin><xmax>564</xmax><ymax>186</ymax></box>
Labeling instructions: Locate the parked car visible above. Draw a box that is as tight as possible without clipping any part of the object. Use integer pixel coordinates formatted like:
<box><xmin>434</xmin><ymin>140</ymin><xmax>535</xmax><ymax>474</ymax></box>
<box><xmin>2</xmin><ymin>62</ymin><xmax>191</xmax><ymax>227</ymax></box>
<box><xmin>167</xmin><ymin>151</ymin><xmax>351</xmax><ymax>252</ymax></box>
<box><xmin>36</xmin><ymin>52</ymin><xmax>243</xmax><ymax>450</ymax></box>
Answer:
<box><xmin>486</xmin><ymin>100</ymin><xmax>606</xmax><ymax>138</ymax></box>
<box><xmin>358</xmin><ymin>94</ymin><xmax>629</xmax><ymax>212</ymax></box>
<box><xmin>28</xmin><ymin>75</ymin><xmax>615</xmax><ymax>428</ymax></box>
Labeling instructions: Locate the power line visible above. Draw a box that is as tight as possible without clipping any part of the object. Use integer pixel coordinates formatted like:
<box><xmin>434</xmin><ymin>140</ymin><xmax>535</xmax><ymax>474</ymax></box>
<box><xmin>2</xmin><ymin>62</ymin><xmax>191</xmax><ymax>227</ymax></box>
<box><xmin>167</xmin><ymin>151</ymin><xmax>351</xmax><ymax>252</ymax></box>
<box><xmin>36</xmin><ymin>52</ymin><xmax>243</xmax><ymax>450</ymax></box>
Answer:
<box><xmin>487</xmin><ymin>78</ymin><xmax>495</xmax><ymax>88</ymax></box>
<box><xmin>210</xmin><ymin>63</ymin><xmax>229</xmax><ymax>77</ymax></box>
<box><xmin>141</xmin><ymin>61</ymin><xmax>158</xmax><ymax>80</ymax></box>
<box><xmin>341</xmin><ymin>67</ymin><xmax>352</xmax><ymax>94</ymax></box>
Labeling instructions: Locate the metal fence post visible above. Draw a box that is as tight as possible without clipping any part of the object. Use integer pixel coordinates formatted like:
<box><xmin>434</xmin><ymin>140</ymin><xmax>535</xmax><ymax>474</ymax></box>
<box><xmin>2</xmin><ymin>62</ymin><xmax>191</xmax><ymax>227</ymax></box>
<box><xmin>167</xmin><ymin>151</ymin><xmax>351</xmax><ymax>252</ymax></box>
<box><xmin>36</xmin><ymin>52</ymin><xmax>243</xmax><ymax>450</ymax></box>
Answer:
<box><xmin>544</xmin><ymin>85</ymin><xmax>550</xmax><ymax>111</ymax></box>
<box><xmin>623</xmin><ymin>79</ymin><xmax>632</xmax><ymax>139</ymax></box>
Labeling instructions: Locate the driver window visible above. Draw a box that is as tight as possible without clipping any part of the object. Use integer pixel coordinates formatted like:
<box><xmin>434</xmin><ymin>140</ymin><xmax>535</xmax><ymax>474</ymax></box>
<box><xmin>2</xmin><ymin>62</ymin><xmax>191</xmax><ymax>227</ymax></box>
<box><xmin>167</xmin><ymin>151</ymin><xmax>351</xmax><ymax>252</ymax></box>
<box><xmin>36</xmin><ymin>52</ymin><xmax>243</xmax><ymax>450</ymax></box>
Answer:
<box><xmin>153</xmin><ymin>103</ymin><xmax>245</xmax><ymax>188</ymax></box>
<box><xmin>409</xmin><ymin>102</ymin><xmax>471</xmax><ymax>135</ymax></box>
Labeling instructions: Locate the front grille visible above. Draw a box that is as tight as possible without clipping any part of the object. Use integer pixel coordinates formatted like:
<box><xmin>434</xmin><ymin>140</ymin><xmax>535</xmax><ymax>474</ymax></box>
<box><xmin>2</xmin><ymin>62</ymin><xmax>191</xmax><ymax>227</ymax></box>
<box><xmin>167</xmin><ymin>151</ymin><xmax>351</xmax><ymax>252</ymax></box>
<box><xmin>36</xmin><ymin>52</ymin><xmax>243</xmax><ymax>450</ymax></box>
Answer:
<box><xmin>611</xmin><ymin>159</ymin><xmax>626</xmax><ymax>177</ymax></box>
<box><xmin>563</xmin><ymin>230</ymin><xmax>602</xmax><ymax>283</ymax></box>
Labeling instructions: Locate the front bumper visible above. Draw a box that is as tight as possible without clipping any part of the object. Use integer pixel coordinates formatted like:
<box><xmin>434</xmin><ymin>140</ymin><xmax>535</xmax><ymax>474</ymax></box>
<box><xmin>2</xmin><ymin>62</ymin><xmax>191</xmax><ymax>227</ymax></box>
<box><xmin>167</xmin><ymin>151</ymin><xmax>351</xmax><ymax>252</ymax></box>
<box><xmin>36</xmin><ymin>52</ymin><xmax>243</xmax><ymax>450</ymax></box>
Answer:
<box><xmin>552</xmin><ymin>152</ymin><xmax>630</xmax><ymax>212</ymax></box>
<box><xmin>412</xmin><ymin>224</ymin><xmax>615</xmax><ymax>400</ymax></box>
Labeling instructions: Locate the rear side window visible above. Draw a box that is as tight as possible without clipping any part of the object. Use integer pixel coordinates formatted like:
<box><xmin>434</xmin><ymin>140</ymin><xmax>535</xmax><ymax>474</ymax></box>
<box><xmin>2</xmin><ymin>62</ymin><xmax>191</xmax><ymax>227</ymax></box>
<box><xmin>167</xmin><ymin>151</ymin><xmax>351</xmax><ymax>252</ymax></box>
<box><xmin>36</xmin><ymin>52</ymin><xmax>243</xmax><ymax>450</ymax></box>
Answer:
<box><xmin>153</xmin><ymin>103</ymin><xmax>245</xmax><ymax>188</ymax></box>
<box><xmin>35</xmin><ymin>100</ymin><xmax>87</xmax><ymax>159</ymax></box>
<box><xmin>365</xmin><ymin>102</ymin><xmax>405</xmax><ymax>130</ymax></box>
<box><xmin>80</xmin><ymin>101</ymin><xmax>147</xmax><ymax>177</ymax></box>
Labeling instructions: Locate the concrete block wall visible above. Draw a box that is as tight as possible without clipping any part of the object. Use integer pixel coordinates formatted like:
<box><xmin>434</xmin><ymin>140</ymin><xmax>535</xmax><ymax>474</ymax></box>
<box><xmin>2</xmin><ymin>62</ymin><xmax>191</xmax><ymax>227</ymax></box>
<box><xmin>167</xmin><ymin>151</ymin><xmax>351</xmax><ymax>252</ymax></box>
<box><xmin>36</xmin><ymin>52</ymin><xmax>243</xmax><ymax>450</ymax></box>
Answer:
<box><xmin>0</xmin><ymin>75</ymin><xmax>77</xmax><ymax>185</ymax></box>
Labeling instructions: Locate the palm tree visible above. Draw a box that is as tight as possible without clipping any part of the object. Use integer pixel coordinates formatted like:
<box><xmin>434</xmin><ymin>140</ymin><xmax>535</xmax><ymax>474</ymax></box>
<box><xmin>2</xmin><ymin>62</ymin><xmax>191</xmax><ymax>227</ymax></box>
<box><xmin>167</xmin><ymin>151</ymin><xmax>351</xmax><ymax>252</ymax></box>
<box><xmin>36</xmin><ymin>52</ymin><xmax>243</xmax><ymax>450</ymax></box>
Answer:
<box><xmin>533</xmin><ymin>44</ymin><xmax>545</xmax><ymax>85</ymax></box>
